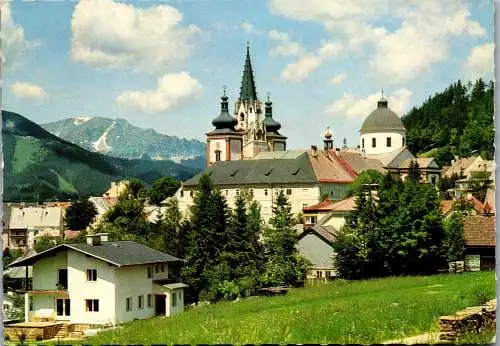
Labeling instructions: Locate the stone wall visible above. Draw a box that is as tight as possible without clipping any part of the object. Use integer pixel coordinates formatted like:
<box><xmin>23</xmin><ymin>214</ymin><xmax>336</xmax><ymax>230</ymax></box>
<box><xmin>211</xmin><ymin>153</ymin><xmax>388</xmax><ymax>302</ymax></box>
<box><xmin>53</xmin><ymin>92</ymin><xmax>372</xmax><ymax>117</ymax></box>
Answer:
<box><xmin>439</xmin><ymin>299</ymin><xmax>496</xmax><ymax>342</ymax></box>
<box><xmin>4</xmin><ymin>323</ymin><xmax>63</xmax><ymax>341</ymax></box>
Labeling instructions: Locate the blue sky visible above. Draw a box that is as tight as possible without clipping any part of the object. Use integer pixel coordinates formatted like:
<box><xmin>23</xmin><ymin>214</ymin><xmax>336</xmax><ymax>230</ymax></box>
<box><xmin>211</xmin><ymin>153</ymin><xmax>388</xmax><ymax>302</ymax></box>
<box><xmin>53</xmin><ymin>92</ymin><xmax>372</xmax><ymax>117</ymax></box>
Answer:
<box><xmin>2</xmin><ymin>0</ymin><xmax>494</xmax><ymax>149</ymax></box>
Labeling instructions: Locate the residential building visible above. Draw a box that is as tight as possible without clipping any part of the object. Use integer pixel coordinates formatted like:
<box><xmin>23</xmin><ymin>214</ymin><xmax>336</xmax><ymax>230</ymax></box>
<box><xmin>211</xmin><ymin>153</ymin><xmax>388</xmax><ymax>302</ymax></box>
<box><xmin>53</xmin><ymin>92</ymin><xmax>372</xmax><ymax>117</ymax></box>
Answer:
<box><xmin>463</xmin><ymin>215</ymin><xmax>495</xmax><ymax>271</ymax></box>
<box><xmin>206</xmin><ymin>44</ymin><xmax>286</xmax><ymax>167</ymax></box>
<box><xmin>7</xmin><ymin>234</ymin><xmax>187</xmax><ymax>326</ymax></box>
<box><xmin>7</xmin><ymin>206</ymin><xmax>65</xmax><ymax>249</ymax></box>
<box><xmin>102</xmin><ymin>180</ymin><xmax>129</xmax><ymax>199</ymax></box>
<box><xmin>88</xmin><ymin>196</ymin><xmax>119</xmax><ymax>227</ymax></box>
<box><xmin>297</xmin><ymin>225</ymin><xmax>338</xmax><ymax>280</ymax></box>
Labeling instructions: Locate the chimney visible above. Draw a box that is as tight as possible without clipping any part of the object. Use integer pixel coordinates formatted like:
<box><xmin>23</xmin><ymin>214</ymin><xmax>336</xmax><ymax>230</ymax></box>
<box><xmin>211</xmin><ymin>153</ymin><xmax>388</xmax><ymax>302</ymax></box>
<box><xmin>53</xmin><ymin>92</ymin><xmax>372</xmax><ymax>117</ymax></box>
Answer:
<box><xmin>310</xmin><ymin>145</ymin><xmax>318</xmax><ymax>157</ymax></box>
<box><xmin>86</xmin><ymin>233</ymin><xmax>109</xmax><ymax>246</ymax></box>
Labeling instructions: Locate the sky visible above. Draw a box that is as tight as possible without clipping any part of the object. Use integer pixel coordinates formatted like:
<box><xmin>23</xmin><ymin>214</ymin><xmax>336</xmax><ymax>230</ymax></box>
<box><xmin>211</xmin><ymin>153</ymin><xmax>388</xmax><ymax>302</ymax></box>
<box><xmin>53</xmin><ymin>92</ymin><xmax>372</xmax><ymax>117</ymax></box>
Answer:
<box><xmin>1</xmin><ymin>0</ymin><xmax>495</xmax><ymax>150</ymax></box>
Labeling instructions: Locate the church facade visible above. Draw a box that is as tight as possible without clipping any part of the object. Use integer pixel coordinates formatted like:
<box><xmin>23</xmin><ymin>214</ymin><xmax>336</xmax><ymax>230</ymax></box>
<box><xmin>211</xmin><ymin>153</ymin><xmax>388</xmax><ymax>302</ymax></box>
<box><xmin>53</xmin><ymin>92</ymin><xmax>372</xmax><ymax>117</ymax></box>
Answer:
<box><xmin>206</xmin><ymin>45</ymin><xmax>286</xmax><ymax>167</ymax></box>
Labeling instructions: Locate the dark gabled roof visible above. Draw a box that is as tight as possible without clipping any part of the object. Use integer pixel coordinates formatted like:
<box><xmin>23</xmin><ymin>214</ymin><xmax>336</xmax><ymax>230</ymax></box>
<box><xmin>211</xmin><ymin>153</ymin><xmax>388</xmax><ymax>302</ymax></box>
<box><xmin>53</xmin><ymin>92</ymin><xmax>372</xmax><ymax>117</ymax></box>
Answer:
<box><xmin>8</xmin><ymin>241</ymin><xmax>182</xmax><ymax>267</ymax></box>
<box><xmin>182</xmin><ymin>152</ymin><xmax>317</xmax><ymax>187</ymax></box>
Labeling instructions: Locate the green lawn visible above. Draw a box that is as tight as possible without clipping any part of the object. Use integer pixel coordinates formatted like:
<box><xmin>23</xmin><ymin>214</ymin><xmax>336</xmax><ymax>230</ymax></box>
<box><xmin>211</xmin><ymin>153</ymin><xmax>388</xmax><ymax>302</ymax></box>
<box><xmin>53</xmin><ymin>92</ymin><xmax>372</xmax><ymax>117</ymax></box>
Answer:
<box><xmin>82</xmin><ymin>272</ymin><xmax>496</xmax><ymax>344</ymax></box>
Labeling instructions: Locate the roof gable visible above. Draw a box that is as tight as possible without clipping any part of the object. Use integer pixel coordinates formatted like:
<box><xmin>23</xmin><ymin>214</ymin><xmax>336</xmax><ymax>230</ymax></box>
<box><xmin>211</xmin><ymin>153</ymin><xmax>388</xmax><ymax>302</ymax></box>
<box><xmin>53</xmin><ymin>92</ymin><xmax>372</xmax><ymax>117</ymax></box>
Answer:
<box><xmin>8</xmin><ymin>241</ymin><xmax>182</xmax><ymax>268</ymax></box>
<box><xmin>182</xmin><ymin>153</ymin><xmax>317</xmax><ymax>187</ymax></box>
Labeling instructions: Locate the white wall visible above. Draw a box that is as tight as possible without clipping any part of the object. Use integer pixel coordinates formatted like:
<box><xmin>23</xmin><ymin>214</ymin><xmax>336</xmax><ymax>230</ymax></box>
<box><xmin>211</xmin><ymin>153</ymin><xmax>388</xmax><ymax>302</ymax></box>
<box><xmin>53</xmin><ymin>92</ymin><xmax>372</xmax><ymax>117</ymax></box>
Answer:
<box><xmin>320</xmin><ymin>214</ymin><xmax>348</xmax><ymax>230</ymax></box>
<box><xmin>165</xmin><ymin>289</ymin><xmax>184</xmax><ymax>317</ymax></box>
<box><xmin>32</xmin><ymin>250</ymin><xmax>68</xmax><ymax>290</ymax></box>
<box><xmin>230</xmin><ymin>139</ymin><xmax>242</xmax><ymax>161</ymax></box>
<box><xmin>67</xmin><ymin>250</ymin><xmax>116</xmax><ymax>325</ymax></box>
<box><xmin>208</xmin><ymin>139</ymin><xmax>227</xmax><ymax>163</ymax></box>
<box><xmin>360</xmin><ymin>130</ymin><xmax>405</xmax><ymax>155</ymax></box>
<box><xmin>114</xmin><ymin>264</ymin><xmax>167</xmax><ymax>323</ymax></box>
<box><xmin>177</xmin><ymin>184</ymin><xmax>321</xmax><ymax>222</ymax></box>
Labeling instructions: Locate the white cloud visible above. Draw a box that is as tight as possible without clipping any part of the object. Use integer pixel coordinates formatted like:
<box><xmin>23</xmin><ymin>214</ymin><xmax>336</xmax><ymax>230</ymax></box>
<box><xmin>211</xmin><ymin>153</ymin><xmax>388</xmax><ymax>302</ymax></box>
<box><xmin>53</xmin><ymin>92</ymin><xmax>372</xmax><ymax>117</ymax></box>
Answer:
<box><xmin>281</xmin><ymin>55</ymin><xmax>323</xmax><ymax>82</ymax></box>
<box><xmin>269</xmin><ymin>0</ymin><xmax>487</xmax><ymax>83</ymax></box>
<box><xmin>1</xmin><ymin>2</ymin><xmax>39</xmax><ymax>72</ymax></box>
<box><xmin>11</xmin><ymin>82</ymin><xmax>48</xmax><ymax>101</ymax></box>
<box><xmin>71</xmin><ymin>0</ymin><xmax>200</xmax><ymax>72</ymax></box>
<box><xmin>241</xmin><ymin>22</ymin><xmax>255</xmax><ymax>33</ymax></box>
<box><xmin>329</xmin><ymin>73</ymin><xmax>347</xmax><ymax>85</ymax></box>
<box><xmin>116</xmin><ymin>72</ymin><xmax>202</xmax><ymax>113</ymax></box>
<box><xmin>464</xmin><ymin>42</ymin><xmax>494</xmax><ymax>80</ymax></box>
<box><xmin>268</xmin><ymin>30</ymin><xmax>305</xmax><ymax>57</ymax></box>
<box><xmin>317</xmin><ymin>41</ymin><xmax>343</xmax><ymax>58</ymax></box>
<box><xmin>325</xmin><ymin>89</ymin><xmax>413</xmax><ymax>119</ymax></box>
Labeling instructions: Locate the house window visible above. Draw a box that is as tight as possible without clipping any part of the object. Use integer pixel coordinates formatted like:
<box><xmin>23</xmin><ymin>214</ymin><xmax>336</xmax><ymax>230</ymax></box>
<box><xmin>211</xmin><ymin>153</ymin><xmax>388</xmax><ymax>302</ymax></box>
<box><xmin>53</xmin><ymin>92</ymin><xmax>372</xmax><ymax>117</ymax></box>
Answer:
<box><xmin>372</xmin><ymin>138</ymin><xmax>376</xmax><ymax>148</ymax></box>
<box><xmin>402</xmin><ymin>137</ymin><xmax>405</xmax><ymax>146</ymax></box>
<box><xmin>138</xmin><ymin>295</ymin><xmax>144</xmax><ymax>309</ymax></box>
<box><xmin>126</xmin><ymin>297</ymin><xmax>132</xmax><ymax>311</ymax></box>
<box><xmin>236</xmin><ymin>190</ymin><xmax>240</xmax><ymax>195</ymax></box>
<box><xmin>316</xmin><ymin>271</ymin><xmax>323</xmax><ymax>279</ymax></box>
<box><xmin>325</xmin><ymin>271</ymin><xmax>331</xmax><ymax>278</ymax></box>
<box><xmin>386</xmin><ymin>137</ymin><xmax>391</xmax><ymax>147</ymax></box>
<box><xmin>226</xmin><ymin>190</ymin><xmax>228</xmax><ymax>196</ymax></box>
<box><xmin>362</xmin><ymin>138</ymin><xmax>365</xmax><ymax>148</ymax></box>
<box><xmin>86</xmin><ymin>269</ymin><xmax>97</xmax><ymax>281</ymax></box>
<box><xmin>172</xmin><ymin>292</ymin><xmax>177</xmax><ymax>307</ymax></box>
<box><xmin>431</xmin><ymin>176</ymin><xmax>437</xmax><ymax>186</ymax></box>
<box><xmin>215</xmin><ymin>150</ymin><xmax>221</xmax><ymax>162</ymax></box>
<box><xmin>189</xmin><ymin>191</ymin><xmax>193</xmax><ymax>197</ymax></box>
<box><xmin>286</xmin><ymin>189</ymin><xmax>292</xmax><ymax>195</ymax></box>
<box><xmin>147</xmin><ymin>294</ymin><xmax>153</xmax><ymax>308</ymax></box>
<box><xmin>160</xmin><ymin>264</ymin><xmax>166</xmax><ymax>272</ymax></box>
<box><xmin>180</xmin><ymin>190</ymin><xmax>184</xmax><ymax>198</ymax></box>
<box><xmin>85</xmin><ymin>299</ymin><xmax>99</xmax><ymax>312</ymax></box>
<box><xmin>147</xmin><ymin>266</ymin><xmax>153</xmax><ymax>279</ymax></box>
<box><xmin>264</xmin><ymin>189</ymin><xmax>268</xmax><ymax>196</ymax></box>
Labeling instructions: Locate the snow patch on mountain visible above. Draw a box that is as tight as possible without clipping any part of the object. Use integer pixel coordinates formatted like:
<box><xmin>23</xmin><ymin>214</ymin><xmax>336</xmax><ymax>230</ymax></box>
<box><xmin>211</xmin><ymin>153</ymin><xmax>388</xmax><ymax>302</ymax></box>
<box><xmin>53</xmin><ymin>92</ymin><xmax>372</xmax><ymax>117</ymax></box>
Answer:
<box><xmin>170</xmin><ymin>155</ymin><xmax>197</xmax><ymax>163</ymax></box>
<box><xmin>92</xmin><ymin>121</ymin><xmax>115</xmax><ymax>153</ymax></box>
<box><xmin>73</xmin><ymin>116</ymin><xmax>94</xmax><ymax>125</ymax></box>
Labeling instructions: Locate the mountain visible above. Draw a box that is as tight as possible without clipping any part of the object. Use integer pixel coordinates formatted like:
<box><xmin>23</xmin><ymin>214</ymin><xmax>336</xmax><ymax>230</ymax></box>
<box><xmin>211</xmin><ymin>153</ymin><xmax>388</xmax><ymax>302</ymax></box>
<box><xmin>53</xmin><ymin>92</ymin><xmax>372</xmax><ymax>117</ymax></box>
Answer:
<box><xmin>2</xmin><ymin>111</ymin><xmax>200</xmax><ymax>202</ymax></box>
<box><xmin>41</xmin><ymin>117</ymin><xmax>206</xmax><ymax>170</ymax></box>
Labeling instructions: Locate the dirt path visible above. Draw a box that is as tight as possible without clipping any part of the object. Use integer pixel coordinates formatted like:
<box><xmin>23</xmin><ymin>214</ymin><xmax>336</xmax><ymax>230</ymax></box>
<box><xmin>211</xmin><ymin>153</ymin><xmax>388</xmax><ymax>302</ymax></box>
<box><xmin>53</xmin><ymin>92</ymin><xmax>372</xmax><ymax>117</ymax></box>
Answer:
<box><xmin>383</xmin><ymin>332</ymin><xmax>441</xmax><ymax>344</ymax></box>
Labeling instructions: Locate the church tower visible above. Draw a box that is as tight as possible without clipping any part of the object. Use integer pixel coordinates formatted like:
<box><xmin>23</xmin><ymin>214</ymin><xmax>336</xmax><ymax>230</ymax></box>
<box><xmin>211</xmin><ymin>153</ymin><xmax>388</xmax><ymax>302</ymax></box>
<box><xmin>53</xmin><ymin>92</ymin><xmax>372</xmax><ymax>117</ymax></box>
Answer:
<box><xmin>206</xmin><ymin>43</ymin><xmax>286</xmax><ymax>165</ymax></box>
<box><xmin>206</xmin><ymin>88</ymin><xmax>243</xmax><ymax>166</ymax></box>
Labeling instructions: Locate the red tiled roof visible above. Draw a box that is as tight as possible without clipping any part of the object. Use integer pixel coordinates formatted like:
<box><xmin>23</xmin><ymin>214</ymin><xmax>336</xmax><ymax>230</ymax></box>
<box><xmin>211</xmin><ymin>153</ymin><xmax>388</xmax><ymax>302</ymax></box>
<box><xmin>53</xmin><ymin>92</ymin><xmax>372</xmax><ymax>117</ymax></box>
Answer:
<box><xmin>303</xmin><ymin>196</ymin><xmax>357</xmax><ymax>213</ymax></box>
<box><xmin>64</xmin><ymin>230</ymin><xmax>81</xmax><ymax>240</ymax></box>
<box><xmin>303</xmin><ymin>198</ymin><xmax>334</xmax><ymax>212</ymax></box>
<box><xmin>440</xmin><ymin>200</ymin><xmax>454</xmax><ymax>215</ymax></box>
<box><xmin>307</xmin><ymin>149</ymin><xmax>357</xmax><ymax>183</ymax></box>
<box><xmin>463</xmin><ymin>215</ymin><xmax>495</xmax><ymax>247</ymax></box>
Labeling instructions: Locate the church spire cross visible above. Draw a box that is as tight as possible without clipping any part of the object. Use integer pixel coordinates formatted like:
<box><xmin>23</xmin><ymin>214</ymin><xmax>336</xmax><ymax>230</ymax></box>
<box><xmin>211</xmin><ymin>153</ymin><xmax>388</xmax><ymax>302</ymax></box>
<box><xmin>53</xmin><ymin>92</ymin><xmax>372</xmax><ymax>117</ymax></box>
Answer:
<box><xmin>222</xmin><ymin>85</ymin><xmax>227</xmax><ymax>96</ymax></box>
<box><xmin>267</xmin><ymin>91</ymin><xmax>271</xmax><ymax>102</ymax></box>
<box><xmin>239</xmin><ymin>43</ymin><xmax>258</xmax><ymax>102</ymax></box>
<box><xmin>381</xmin><ymin>89</ymin><xmax>384</xmax><ymax>99</ymax></box>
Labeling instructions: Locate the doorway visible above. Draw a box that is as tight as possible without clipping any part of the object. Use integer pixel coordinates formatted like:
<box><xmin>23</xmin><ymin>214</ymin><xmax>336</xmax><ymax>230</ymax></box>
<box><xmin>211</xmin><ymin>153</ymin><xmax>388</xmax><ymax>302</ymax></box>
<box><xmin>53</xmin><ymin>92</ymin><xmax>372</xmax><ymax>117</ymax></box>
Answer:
<box><xmin>155</xmin><ymin>294</ymin><xmax>165</xmax><ymax>316</ymax></box>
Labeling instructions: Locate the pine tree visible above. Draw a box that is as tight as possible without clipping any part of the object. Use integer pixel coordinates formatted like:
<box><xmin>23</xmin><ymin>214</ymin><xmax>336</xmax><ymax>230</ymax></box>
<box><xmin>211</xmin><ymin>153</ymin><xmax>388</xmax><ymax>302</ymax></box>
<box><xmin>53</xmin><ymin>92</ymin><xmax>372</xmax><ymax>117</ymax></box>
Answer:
<box><xmin>182</xmin><ymin>174</ymin><xmax>230</xmax><ymax>303</ymax></box>
<box><xmin>262</xmin><ymin>191</ymin><xmax>309</xmax><ymax>286</ymax></box>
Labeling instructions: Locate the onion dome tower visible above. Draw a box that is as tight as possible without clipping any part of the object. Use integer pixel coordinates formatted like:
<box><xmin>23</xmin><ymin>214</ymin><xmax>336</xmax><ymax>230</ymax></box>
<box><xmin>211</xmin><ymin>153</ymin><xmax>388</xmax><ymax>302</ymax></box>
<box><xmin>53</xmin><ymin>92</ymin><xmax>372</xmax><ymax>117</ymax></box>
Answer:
<box><xmin>205</xmin><ymin>87</ymin><xmax>243</xmax><ymax>166</ymax></box>
<box><xmin>323</xmin><ymin>126</ymin><xmax>333</xmax><ymax>150</ymax></box>
<box><xmin>263</xmin><ymin>94</ymin><xmax>287</xmax><ymax>151</ymax></box>
<box><xmin>359</xmin><ymin>91</ymin><xmax>406</xmax><ymax>156</ymax></box>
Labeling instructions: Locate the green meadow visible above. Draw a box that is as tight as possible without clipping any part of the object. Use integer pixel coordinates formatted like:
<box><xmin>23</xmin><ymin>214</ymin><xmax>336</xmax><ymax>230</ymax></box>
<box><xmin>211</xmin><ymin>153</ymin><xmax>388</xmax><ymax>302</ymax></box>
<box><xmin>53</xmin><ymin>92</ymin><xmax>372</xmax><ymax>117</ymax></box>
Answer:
<box><xmin>78</xmin><ymin>271</ymin><xmax>495</xmax><ymax>345</ymax></box>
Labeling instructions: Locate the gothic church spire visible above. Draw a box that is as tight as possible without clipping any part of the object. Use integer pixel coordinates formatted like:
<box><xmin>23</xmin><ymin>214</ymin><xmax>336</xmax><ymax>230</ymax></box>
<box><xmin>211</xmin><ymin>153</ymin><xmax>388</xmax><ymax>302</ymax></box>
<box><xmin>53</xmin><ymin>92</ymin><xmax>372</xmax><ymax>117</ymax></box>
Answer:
<box><xmin>239</xmin><ymin>42</ymin><xmax>258</xmax><ymax>102</ymax></box>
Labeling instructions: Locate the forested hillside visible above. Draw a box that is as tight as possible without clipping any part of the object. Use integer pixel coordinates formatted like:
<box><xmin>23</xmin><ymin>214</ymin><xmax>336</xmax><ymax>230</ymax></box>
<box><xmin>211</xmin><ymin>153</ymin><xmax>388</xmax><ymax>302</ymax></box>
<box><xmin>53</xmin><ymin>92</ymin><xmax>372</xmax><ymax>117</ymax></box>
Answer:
<box><xmin>402</xmin><ymin>79</ymin><xmax>494</xmax><ymax>166</ymax></box>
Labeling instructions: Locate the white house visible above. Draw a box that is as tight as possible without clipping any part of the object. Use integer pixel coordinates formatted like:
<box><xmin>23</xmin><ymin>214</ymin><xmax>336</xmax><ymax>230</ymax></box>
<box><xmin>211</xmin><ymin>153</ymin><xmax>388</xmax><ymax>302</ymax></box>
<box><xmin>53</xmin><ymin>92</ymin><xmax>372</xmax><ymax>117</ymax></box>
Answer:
<box><xmin>7</xmin><ymin>234</ymin><xmax>187</xmax><ymax>326</ymax></box>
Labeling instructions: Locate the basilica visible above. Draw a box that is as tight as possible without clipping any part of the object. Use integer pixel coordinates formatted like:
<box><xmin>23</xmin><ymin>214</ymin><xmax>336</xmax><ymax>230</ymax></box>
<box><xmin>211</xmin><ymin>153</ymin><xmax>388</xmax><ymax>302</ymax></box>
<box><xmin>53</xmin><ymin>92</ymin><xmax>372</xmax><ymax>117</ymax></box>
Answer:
<box><xmin>172</xmin><ymin>45</ymin><xmax>441</xmax><ymax>221</ymax></box>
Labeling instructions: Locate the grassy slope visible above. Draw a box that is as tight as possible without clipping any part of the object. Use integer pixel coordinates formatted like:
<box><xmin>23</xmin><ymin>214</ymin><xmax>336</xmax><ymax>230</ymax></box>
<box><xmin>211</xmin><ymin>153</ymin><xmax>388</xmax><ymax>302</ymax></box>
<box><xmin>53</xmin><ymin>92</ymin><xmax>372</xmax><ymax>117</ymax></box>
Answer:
<box><xmin>2</xmin><ymin>110</ymin><xmax>199</xmax><ymax>201</ymax></box>
<box><xmin>83</xmin><ymin>271</ymin><xmax>495</xmax><ymax>345</ymax></box>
